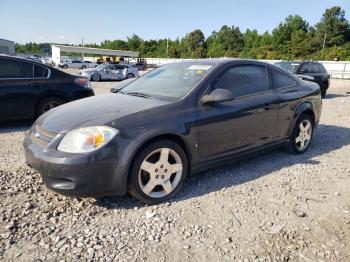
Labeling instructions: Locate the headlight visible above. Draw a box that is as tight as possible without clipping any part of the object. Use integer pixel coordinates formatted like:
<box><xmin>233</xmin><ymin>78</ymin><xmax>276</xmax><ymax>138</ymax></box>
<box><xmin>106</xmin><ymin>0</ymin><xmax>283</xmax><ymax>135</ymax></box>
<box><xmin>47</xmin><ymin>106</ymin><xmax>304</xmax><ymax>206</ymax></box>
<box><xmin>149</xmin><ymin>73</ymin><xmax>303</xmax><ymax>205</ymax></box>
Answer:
<box><xmin>57</xmin><ymin>126</ymin><xmax>118</xmax><ymax>153</ymax></box>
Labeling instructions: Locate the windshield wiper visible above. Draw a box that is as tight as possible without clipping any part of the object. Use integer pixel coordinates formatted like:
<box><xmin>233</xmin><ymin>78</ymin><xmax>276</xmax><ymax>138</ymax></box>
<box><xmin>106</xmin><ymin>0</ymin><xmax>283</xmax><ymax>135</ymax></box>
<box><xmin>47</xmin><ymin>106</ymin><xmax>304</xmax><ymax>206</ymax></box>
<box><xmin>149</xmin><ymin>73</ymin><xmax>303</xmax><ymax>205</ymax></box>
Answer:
<box><xmin>125</xmin><ymin>92</ymin><xmax>151</xmax><ymax>98</ymax></box>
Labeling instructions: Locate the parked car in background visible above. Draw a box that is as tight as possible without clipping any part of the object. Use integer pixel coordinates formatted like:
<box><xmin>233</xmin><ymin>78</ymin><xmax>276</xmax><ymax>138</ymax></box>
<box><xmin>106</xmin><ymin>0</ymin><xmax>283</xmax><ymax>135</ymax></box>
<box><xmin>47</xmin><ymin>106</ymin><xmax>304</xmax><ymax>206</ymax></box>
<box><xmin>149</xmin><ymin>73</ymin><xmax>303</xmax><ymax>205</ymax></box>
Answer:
<box><xmin>83</xmin><ymin>61</ymin><xmax>98</xmax><ymax>68</ymax></box>
<box><xmin>59</xmin><ymin>60</ymin><xmax>90</xmax><ymax>69</ymax></box>
<box><xmin>81</xmin><ymin>63</ymin><xmax>139</xmax><ymax>81</ymax></box>
<box><xmin>0</xmin><ymin>55</ymin><xmax>94</xmax><ymax>121</ymax></box>
<box><xmin>130</xmin><ymin>62</ymin><xmax>148</xmax><ymax>71</ymax></box>
<box><xmin>275</xmin><ymin>61</ymin><xmax>330</xmax><ymax>97</ymax></box>
<box><xmin>24</xmin><ymin>60</ymin><xmax>322</xmax><ymax>204</ymax></box>
<box><xmin>27</xmin><ymin>54</ymin><xmax>43</xmax><ymax>63</ymax></box>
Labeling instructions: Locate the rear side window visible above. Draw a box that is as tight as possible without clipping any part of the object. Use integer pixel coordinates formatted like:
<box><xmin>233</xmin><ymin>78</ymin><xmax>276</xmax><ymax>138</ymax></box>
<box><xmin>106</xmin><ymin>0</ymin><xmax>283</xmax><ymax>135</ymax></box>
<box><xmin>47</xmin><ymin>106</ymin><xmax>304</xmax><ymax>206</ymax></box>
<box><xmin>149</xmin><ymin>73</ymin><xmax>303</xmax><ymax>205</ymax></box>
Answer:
<box><xmin>0</xmin><ymin>58</ymin><xmax>33</xmax><ymax>78</ymax></box>
<box><xmin>271</xmin><ymin>69</ymin><xmax>298</xmax><ymax>89</ymax></box>
<box><xmin>213</xmin><ymin>65</ymin><xmax>269</xmax><ymax>97</ymax></box>
<box><xmin>34</xmin><ymin>65</ymin><xmax>49</xmax><ymax>78</ymax></box>
<box><xmin>311</xmin><ymin>63</ymin><xmax>323</xmax><ymax>73</ymax></box>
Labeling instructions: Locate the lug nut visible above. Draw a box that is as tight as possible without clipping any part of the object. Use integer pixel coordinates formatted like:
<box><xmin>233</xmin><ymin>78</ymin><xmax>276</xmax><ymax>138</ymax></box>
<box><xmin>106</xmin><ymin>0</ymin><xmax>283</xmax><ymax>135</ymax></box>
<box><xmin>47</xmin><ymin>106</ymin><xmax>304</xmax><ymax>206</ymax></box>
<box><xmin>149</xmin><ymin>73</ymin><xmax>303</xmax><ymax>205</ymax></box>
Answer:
<box><xmin>161</xmin><ymin>175</ymin><xmax>164</xmax><ymax>179</ymax></box>
<box><xmin>155</xmin><ymin>175</ymin><xmax>159</xmax><ymax>179</ymax></box>
<box><xmin>155</xmin><ymin>169</ymin><xmax>158</xmax><ymax>172</ymax></box>
<box><xmin>160</xmin><ymin>165</ymin><xmax>164</xmax><ymax>168</ymax></box>
<box><xmin>164</xmin><ymin>169</ymin><xmax>168</xmax><ymax>173</ymax></box>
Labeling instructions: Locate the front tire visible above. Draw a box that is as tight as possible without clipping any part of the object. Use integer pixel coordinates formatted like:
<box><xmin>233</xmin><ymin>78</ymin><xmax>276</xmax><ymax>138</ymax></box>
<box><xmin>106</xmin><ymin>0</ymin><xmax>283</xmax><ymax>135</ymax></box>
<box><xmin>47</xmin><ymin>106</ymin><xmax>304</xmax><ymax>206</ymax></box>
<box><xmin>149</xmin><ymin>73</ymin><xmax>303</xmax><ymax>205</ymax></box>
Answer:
<box><xmin>128</xmin><ymin>140</ymin><xmax>188</xmax><ymax>204</ymax></box>
<box><xmin>286</xmin><ymin>114</ymin><xmax>314</xmax><ymax>154</ymax></box>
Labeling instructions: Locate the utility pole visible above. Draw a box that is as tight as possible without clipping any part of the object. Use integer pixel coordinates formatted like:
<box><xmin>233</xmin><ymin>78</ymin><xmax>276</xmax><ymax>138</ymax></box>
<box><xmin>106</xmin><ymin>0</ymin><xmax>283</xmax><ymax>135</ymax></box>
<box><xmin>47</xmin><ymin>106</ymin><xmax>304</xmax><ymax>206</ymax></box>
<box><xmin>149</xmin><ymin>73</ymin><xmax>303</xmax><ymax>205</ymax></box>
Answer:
<box><xmin>166</xmin><ymin>38</ymin><xmax>169</xmax><ymax>58</ymax></box>
<box><xmin>81</xmin><ymin>37</ymin><xmax>84</xmax><ymax>61</ymax></box>
<box><xmin>321</xmin><ymin>33</ymin><xmax>327</xmax><ymax>59</ymax></box>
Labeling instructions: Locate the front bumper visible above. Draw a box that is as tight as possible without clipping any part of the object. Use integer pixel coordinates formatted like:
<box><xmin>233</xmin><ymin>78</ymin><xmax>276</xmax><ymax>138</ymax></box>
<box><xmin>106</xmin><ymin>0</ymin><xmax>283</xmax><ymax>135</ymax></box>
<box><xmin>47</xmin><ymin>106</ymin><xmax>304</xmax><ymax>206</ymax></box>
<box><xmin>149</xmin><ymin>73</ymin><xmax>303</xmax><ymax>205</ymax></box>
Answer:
<box><xmin>23</xmin><ymin>128</ymin><xmax>128</xmax><ymax>198</ymax></box>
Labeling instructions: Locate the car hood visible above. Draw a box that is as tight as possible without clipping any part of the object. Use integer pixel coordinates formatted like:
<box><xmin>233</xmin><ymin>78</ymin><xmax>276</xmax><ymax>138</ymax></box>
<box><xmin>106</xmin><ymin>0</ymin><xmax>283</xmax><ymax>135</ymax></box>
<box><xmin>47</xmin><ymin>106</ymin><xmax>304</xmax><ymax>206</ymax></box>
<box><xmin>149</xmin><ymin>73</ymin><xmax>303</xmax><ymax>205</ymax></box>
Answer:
<box><xmin>36</xmin><ymin>94</ymin><xmax>170</xmax><ymax>133</ymax></box>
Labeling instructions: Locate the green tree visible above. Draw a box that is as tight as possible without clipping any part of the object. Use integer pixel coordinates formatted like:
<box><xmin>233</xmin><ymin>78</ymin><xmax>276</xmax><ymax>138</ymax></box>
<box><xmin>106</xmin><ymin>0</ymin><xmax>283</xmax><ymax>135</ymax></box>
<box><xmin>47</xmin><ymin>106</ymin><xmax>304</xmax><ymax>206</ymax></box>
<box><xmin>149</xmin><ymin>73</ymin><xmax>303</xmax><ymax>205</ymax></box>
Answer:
<box><xmin>315</xmin><ymin>6</ymin><xmax>350</xmax><ymax>47</ymax></box>
<box><xmin>183</xmin><ymin>29</ymin><xmax>206</xmax><ymax>58</ymax></box>
<box><xmin>272</xmin><ymin>15</ymin><xmax>309</xmax><ymax>58</ymax></box>
<box><xmin>206</xmin><ymin>25</ymin><xmax>244</xmax><ymax>58</ymax></box>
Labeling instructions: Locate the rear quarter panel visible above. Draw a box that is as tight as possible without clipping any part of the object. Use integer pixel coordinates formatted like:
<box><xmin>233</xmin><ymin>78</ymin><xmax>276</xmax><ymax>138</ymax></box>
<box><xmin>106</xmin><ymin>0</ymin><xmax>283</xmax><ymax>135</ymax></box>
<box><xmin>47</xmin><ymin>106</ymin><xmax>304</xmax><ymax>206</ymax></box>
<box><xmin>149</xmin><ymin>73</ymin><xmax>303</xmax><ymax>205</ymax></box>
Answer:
<box><xmin>275</xmin><ymin>81</ymin><xmax>322</xmax><ymax>139</ymax></box>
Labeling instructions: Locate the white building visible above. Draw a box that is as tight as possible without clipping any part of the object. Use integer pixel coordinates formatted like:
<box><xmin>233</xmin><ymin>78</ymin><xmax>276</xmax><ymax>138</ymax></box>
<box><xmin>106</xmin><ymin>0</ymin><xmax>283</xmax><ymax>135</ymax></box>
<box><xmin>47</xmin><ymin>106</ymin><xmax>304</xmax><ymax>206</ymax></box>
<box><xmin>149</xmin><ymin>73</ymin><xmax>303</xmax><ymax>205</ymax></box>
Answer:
<box><xmin>0</xmin><ymin>39</ymin><xmax>15</xmax><ymax>55</ymax></box>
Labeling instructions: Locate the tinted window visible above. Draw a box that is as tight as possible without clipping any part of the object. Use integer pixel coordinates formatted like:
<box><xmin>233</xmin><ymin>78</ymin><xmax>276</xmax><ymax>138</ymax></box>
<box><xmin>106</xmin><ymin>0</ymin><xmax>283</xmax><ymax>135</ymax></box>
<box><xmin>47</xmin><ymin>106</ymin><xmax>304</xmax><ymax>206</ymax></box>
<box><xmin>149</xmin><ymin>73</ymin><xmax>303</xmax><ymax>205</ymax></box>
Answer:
<box><xmin>271</xmin><ymin>69</ymin><xmax>298</xmax><ymax>89</ymax></box>
<box><xmin>213</xmin><ymin>65</ymin><xmax>269</xmax><ymax>97</ymax></box>
<box><xmin>299</xmin><ymin>62</ymin><xmax>311</xmax><ymax>73</ymax></box>
<box><xmin>0</xmin><ymin>58</ymin><xmax>33</xmax><ymax>78</ymax></box>
<box><xmin>34</xmin><ymin>65</ymin><xmax>49</xmax><ymax>78</ymax></box>
<box><xmin>311</xmin><ymin>63</ymin><xmax>322</xmax><ymax>73</ymax></box>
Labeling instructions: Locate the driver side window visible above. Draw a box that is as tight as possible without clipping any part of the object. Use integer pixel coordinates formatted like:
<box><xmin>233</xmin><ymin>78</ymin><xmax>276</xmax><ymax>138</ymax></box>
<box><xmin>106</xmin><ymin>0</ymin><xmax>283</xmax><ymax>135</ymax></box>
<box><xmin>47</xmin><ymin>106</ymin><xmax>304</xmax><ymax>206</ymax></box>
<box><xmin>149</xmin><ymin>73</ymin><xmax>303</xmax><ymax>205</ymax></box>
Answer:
<box><xmin>213</xmin><ymin>65</ymin><xmax>269</xmax><ymax>97</ymax></box>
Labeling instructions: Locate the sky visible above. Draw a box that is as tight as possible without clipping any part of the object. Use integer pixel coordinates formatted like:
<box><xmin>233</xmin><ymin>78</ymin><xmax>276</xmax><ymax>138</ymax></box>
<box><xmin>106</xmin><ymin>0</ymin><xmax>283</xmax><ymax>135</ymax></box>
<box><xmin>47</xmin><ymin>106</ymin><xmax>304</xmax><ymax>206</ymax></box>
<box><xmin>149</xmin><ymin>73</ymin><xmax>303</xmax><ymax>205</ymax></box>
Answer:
<box><xmin>1</xmin><ymin>0</ymin><xmax>349</xmax><ymax>44</ymax></box>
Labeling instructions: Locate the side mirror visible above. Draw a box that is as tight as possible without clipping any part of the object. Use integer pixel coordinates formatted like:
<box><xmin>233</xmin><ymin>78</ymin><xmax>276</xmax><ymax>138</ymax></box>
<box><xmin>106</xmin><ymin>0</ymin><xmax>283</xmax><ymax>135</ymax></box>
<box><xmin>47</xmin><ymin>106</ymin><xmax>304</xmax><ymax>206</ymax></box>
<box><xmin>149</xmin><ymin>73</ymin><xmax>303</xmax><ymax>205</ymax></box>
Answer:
<box><xmin>300</xmin><ymin>69</ymin><xmax>308</xmax><ymax>73</ymax></box>
<box><xmin>201</xmin><ymin>88</ymin><xmax>234</xmax><ymax>104</ymax></box>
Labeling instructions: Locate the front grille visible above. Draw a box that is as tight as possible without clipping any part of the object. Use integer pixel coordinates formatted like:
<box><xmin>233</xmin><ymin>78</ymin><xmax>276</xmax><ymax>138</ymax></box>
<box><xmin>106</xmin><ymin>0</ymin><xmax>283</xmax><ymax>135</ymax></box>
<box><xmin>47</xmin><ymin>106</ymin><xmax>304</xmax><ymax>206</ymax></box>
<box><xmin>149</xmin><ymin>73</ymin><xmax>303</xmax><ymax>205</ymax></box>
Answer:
<box><xmin>31</xmin><ymin>124</ymin><xmax>58</xmax><ymax>149</ymax></box>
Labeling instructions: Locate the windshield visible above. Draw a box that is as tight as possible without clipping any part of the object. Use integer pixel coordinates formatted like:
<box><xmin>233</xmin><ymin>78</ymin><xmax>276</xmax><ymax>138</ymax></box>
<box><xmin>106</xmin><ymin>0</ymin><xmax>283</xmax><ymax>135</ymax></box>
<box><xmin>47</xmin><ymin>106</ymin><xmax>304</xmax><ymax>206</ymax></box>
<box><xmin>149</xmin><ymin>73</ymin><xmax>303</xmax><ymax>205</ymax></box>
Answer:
<box><xmin>275</xmin><ymin>62</ymin><xmax>301</xmax><ymax>74</ymax></box>
<box><xmin>121</xmin><ymin>63</ymin><xmax>214</xmax><ymax>100</ymax></box>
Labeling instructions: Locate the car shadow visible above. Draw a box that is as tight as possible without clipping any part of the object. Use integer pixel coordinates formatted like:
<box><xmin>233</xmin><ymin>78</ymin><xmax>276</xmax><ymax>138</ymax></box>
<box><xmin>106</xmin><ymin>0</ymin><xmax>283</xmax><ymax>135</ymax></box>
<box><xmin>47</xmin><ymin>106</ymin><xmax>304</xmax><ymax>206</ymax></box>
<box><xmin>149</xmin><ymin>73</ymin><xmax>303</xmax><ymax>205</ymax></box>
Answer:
<box><xmin>324</xmin><ymin>93</ymin><xmax>349</xmax><ymax>99</ymax></box>
<box><xmin>0</xmin><ymin>120</ymin><xmax>33</xmax><ymax>134</ymax></box>
<box><xmin>97</xmin><ymin>124</ymin><xmax>350</xmax><ymax>209</ymax></box>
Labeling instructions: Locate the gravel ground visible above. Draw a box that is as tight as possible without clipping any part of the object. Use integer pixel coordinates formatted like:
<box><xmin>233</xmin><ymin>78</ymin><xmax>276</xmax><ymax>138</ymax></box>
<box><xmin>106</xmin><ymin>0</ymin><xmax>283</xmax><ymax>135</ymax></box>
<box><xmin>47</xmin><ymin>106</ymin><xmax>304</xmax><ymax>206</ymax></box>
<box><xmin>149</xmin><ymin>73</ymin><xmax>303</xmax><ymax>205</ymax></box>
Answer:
<box><xmin>0</xmin><ymin>79</ymin><xmax>350</xmax><ymax>261</ymax></box>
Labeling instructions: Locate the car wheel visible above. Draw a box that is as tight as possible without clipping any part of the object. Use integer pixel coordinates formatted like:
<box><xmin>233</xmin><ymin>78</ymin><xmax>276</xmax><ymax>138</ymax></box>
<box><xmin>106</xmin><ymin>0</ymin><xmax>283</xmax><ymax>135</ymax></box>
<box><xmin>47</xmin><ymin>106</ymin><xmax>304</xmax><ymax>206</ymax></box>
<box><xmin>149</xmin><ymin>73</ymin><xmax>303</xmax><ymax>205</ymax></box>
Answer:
<box><xmin>36</xmin><ymin>97</ymin><xmax>65</xmax><ymax>117</ymax></box>
<box><xmin>128</xmin><ymin>140</ymin><xmax>188</xmax><ymax>204</ymax></box>
<box><xmin>287</xmin><ymin>114</ymin><xmax>314</xmax><ymax>154</ymax></box>
<box><xmin>126</xmin><ymin>73</ymin><xmax>135</xmax><ymax>79</ymax></box>
<box><xmin>91</xmin><ymin>73</ymin><xmax>101</xmax><ymax>81</ymax></box>
<box><xmin>63</xmin><ymin>64</ymin><xmax>68</xmax><ymax>69</ymax></box>
<box><xmin>320</xmin><ymin>83</ymin><xmax>327</xmax><ymax>98</ymax></box>
<box><xmin>81</xmin><ymin>65</ymin><xmax>86</xmax><ymax>69</ymax></box>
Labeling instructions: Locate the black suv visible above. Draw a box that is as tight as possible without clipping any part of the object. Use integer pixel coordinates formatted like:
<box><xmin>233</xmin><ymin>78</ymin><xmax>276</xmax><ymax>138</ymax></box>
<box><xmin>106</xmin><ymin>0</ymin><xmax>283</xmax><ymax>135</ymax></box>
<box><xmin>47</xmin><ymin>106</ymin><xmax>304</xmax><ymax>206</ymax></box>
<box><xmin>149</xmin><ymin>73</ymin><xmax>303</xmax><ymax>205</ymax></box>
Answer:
<box><xmin>0</xmin><ymin>55</ymin><xmax>95</xmax><ymax>121</ymax></box>
<box><xmin>275</xmin><ymin>61</ymin><xmax>330</xmax><ymax>97</ymax></box>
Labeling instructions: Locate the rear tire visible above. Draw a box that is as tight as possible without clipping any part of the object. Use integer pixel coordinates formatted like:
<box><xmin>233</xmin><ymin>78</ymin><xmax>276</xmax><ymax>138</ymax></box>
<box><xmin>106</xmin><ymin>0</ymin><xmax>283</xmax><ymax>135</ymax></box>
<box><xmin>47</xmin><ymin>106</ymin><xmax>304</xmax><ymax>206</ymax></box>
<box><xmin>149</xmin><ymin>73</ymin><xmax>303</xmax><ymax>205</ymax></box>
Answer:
<box><xmin>128</xmin><ymin>140</ymin><xmax>188</xmax><ymax>204</ymax></box>
<box><xmin>81</xmin><ymin>65</ymin><xmax>86</xmax><ymax>69</ymax></box>
<box><xmin>126</xmin><ymin>73</ymin><xmax>135</xmax><ymax>79</ymax></box>
<box><xmin>91</xmin><ymin>73</ymin><xmax>101</xmax><ymax>82</ymax></box>
<box><xmin>320</xmin><ymin>83</ymin><xmax>327</xmax><ymax>98</ymax></box>
<box><xmin>36</xmin><ymin>96</ymin><xmax>65</xmax><ymax>117</ymax></box>
<box><xmin>286</xmin><ymin>114</ymin><xmax>314</xmax><ymax>154</ymax></box>
<box><xmin>63</xmin><ymin>64</ymin><xmax>68</xmax><ymax>69</ymax></box>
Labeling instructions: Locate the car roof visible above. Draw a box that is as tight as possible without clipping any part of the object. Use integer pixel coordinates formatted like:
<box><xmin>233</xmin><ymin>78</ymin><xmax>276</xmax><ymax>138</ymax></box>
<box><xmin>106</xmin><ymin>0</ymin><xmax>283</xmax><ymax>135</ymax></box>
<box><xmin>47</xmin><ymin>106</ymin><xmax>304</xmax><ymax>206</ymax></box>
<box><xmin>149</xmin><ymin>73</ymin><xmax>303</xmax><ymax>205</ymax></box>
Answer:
<box><xmin>0</xmin><ymin>54</ymin><xmax>44</xmax><ymax>65</ymax></box>
<box><xmin>165</xmin><ymin>58</ymin><xmax>272</xmax><ymax>67</ymax></box>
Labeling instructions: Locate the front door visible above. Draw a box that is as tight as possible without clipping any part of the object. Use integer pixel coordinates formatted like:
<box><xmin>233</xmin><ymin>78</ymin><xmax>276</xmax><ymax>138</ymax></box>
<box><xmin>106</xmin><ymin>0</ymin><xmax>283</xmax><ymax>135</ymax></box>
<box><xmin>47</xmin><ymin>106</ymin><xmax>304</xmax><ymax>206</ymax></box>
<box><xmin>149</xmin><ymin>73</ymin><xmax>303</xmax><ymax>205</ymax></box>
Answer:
<box><xmin>196</xmin><ymin>64</ymin><xmax>278</xmax><ymax>161</ymax></box>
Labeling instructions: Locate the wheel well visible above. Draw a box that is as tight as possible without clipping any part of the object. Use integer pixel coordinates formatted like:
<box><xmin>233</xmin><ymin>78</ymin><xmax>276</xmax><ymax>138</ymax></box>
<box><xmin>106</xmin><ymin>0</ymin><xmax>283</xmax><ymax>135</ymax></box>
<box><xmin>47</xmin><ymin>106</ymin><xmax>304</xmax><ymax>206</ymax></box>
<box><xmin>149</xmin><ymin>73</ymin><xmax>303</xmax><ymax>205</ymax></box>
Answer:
<box><xmin>128</xmin><ymin>134</ymin><xmax>190</xmax><ymax>179</ymax></box>
<box><xmin>35</xmin><ymin>95</ymin><xmax>67</xmax><ymax>115</ymax></box>
<box><xmin>301</xmin><ymin>109</ymin><xmax>315</xmax><ymax>125</ymax></box>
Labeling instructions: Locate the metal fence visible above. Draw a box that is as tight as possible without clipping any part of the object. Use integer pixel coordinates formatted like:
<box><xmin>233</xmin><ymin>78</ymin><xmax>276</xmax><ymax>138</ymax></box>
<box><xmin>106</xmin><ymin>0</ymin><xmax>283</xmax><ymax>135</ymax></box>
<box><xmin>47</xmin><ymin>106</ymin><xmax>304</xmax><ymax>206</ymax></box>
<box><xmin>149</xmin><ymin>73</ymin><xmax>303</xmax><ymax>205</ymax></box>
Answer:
<box><xmin>144</xmin><ymin>58</ymin><xmax>350</xmax><ymax>79</ymax></box>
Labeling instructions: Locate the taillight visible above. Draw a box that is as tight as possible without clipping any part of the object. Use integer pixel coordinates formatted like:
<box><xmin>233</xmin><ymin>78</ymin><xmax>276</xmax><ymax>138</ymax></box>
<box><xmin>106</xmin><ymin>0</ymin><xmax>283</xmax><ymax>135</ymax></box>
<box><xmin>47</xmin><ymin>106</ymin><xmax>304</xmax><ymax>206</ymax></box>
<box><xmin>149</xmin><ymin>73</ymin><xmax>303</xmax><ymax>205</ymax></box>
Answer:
<box><xmin>74</xmin><ymin>77</ymin><xmax>91</xmax><ymax>88</ymax></box>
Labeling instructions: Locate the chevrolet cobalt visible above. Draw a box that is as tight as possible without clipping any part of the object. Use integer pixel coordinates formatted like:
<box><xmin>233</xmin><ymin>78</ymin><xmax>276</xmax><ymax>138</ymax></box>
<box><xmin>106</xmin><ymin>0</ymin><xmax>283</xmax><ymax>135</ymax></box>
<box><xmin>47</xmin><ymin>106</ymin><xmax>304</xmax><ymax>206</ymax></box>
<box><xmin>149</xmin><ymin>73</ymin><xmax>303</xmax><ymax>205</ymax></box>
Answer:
<box><xmin>23</xmin><ymin>60</ymin><xmax>322</xmax><ymax>204</ymax></box>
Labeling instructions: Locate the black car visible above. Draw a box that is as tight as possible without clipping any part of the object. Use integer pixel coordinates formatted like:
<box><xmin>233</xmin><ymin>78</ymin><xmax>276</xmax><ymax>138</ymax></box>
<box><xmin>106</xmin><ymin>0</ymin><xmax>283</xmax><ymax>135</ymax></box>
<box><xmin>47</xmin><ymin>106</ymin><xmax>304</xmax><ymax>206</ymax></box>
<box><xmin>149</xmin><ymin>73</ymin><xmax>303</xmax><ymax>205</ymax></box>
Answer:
<box><xmin>23</xmin><ymin>60</ymin><xmax>322</xmax><ymax>204</ymax></box>
<box><xmin>275</xmin><ymin>61</ymin><xmax>330</xmax><ymax>97</ymax></box>
<box><xmin>0</xmin><ymin>55</ymin><xmax>94</xmax><ymax>121</ymax></box>
<box><xmin>131</xmin><ymin>62</ymin><xmax>148</xmax><ymax>71</ymax></box>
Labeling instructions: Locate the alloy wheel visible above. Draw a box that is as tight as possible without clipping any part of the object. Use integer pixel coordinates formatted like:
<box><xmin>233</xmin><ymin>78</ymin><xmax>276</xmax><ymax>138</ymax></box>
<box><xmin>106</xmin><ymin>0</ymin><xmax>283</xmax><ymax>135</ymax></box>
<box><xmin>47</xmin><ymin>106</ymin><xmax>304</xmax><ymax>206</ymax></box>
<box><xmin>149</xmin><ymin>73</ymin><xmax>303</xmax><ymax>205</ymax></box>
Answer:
<box><xmin>42</xmin><ymin>101</ymin><xmax>61</xmax><ymax>114</ymax></box>
<box><xmin>295</xmin><ymin>119</ymin><xmax>312</xmax><ymax>151</ymax></box>
<box><xmin>138</xmin><ymin>148</ymin><xmax>183</xmax><ymax>198</ymax></box>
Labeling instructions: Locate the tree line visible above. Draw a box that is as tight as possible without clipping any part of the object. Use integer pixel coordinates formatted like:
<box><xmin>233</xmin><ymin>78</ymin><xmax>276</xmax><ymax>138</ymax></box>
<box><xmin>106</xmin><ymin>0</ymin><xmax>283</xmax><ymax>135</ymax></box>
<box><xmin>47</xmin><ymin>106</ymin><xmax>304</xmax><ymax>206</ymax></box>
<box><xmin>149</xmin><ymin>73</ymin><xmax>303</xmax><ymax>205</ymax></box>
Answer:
<box><xmin>16</xmin><ymin>6</ymin><xmax>350</xmax><ymax>61</ymax></box>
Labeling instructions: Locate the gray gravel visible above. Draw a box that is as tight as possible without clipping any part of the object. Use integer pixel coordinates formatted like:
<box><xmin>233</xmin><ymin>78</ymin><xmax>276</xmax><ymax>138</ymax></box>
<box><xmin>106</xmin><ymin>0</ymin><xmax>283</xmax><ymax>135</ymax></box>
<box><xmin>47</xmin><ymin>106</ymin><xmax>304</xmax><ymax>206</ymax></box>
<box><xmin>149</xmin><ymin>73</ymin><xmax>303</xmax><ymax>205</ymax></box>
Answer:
<box><xmin>0</xmin><ymin>80</ymin><xmax>350</xmax><ymax>261</ymax></box>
